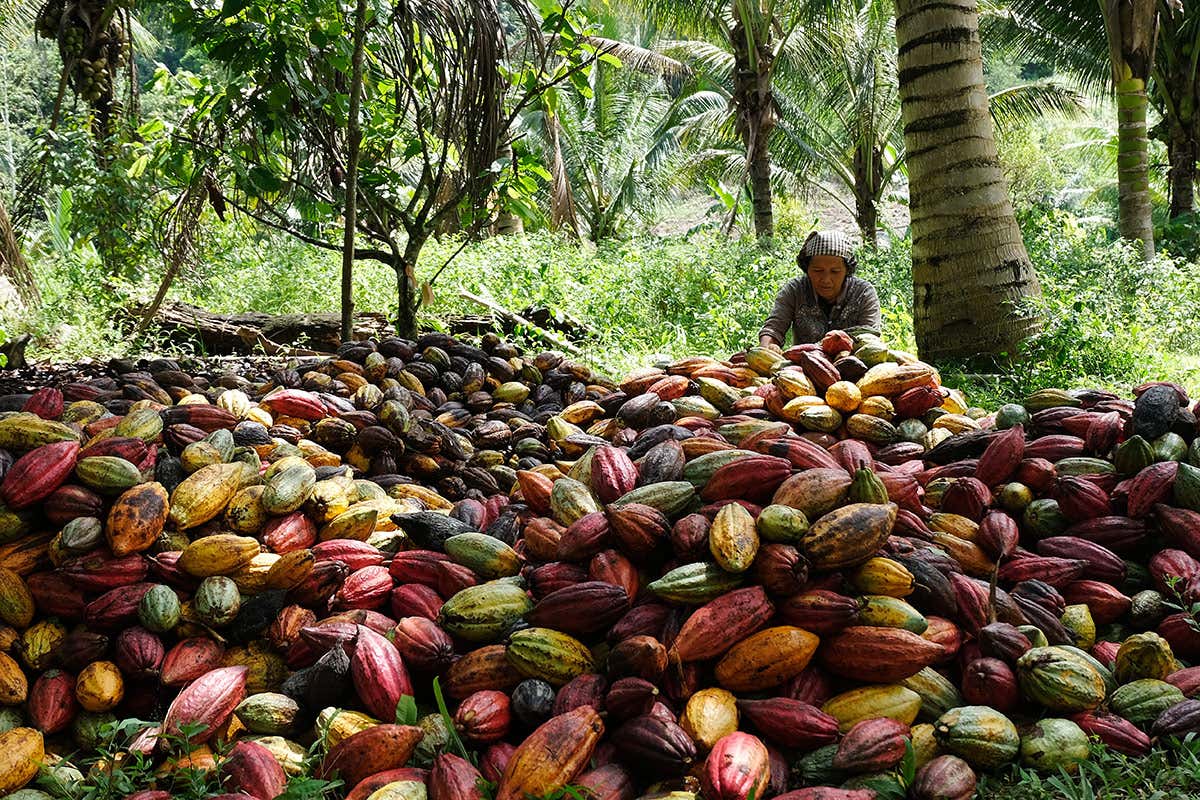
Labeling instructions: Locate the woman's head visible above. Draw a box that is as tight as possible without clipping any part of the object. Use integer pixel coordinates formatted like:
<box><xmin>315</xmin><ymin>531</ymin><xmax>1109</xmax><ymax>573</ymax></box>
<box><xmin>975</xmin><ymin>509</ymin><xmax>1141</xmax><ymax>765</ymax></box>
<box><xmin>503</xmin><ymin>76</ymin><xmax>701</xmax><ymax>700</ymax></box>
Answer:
<box><xmin>797</xmin><ymin>230</ymin><xmax>857</xmax><ymax>302</ymax></box>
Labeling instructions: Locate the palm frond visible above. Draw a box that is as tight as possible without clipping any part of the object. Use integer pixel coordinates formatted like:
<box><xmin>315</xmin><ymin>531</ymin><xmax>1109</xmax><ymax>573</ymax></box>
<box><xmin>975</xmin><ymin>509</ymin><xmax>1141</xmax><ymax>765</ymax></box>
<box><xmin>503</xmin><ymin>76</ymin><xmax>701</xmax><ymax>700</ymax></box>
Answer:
<box><xmin>658</xmin><ymin>38</ymin><xmax>735</xmax><ymax>84</ymax></box>
<box><xmin>0</xmin><ymin>0</ymin><xmax>40</xmax><ymax>48</ymax></box>
<box><xmin>584</xmin><ymin>36</ymin><xmax>690</xmax><ymax>77</ymax></box>
<box><xmin>609</xmin><ymin>0</ymin><xmax>728</xmax><ymax>42</ymax></box>
<box><xmin>989</xmin><ymin>81</ymin><xmax>1088</xmax><ymax>133</ymax></box>
<box><xmin>128</xmin><ymin>13</ymin><xmax>160</xmax><ymax>55</ymax></box>
<box><xmin>645</xmin><ymin>89</ymin><xmax>727</xmax><ymax>170</ymax></box>
<box><xmin>989</xmin><ymin>0</ymin><xmax>1110</xmax><ymax>94</ymax></box>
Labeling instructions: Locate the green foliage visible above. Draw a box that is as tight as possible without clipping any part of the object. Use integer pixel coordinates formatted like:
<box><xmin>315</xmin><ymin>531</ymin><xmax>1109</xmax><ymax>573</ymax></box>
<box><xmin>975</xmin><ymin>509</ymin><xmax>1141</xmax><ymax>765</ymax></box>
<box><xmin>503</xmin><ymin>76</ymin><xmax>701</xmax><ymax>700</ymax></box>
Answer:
<box><xmin>980</xmin><ymin>739</ymin><xmax>1200</xmax><ymax>799</ymax></box>
<box><xmin>395</xmin><ymin>694</ymin><xmax>419</xmax><ymax>726</ymax></box>
<box><xmin>15</xmin><ymin>203</ymin><xmax>1200</xmax><ymax>414</ymax></box>
<box><xmin>275</xmin><ymin>774</ymin><xmax>346</xmax><ymax>800</ymax></box>
<box><xmin>523</xmin><ymin>49</ymin><xmax>707</xmax><ymax>240</ymax></box>
<box><xmin>419</xmin><ymin>230</ymin><xmax>804</xmax><ymax>375</ymax></box>
<box><xmin>942</xmin><ymin>210</ymin><xmax>1200</xmax><ymax>406</ymax></box>
<box><xmin>33</xmin><ymin>718</ymin><xmax>224</xmax><ymax>800</ymax></box>
<box><xmin>30</xmin><ymin>124</ymin><xmax>170</xmax><ymax>280</ymax></box>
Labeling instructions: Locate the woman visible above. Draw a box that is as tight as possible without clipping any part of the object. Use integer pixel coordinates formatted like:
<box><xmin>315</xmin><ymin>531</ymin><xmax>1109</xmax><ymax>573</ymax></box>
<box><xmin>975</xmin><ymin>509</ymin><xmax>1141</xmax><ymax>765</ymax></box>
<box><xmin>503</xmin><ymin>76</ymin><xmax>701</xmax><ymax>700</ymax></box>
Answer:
<box><xmin>758</xmin><ymin>230</ymin><xmax>881</xmax><ymax>348</ymax></box>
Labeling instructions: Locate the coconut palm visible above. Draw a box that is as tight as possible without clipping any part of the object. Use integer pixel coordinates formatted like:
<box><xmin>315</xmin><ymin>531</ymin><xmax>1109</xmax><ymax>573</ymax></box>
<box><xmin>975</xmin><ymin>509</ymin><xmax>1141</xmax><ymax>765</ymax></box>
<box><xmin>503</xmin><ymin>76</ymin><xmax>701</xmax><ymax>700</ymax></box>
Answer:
<box><xmin>511</xmin><ymin>21</ymin><xmax>718</xmax><ymax>241</ymax></box>
<box><xmin>996</xmin><ymin>0</ymin><xmax>1190</xmax><ymax>258</ymax></box>
<box><xmin>663</xmin><ymin>0</ymin><xmax>1083</xmax><ymax>245</ymax></box>
<box><xmin>529</xmin><ymin>59</ymin><xmax>723</xmax><ymax>241</ymax></box>
<box><xmin>619</xmin><ymin>0</ymin><xmax>818</xmax><ymax>239</ymax></box>
<box><xmin>1148</xmin><ymin>5</ymin><xmax>1199</xmax><ymax>219</ymax></box>
<box><xmin>895</xmin><ymin>0</ymin><xmax>1043</xmax><ymax>359</ymax></box>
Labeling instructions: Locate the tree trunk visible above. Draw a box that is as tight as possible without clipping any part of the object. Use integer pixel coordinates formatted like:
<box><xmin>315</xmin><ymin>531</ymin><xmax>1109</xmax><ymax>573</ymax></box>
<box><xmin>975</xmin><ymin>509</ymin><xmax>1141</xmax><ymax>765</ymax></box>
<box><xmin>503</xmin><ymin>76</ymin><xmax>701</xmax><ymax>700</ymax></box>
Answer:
<box><xmin>395</xmin><ymin>238</ymin><xmax>424</xmax><ymax>340</ymax></box>
<box><xmin>546</xmin><ymin>114</ymin><xmax>579</xmax><ymax>238</ymax></box>
<box><xmin>1116</xmin><ymin>77</ymin><xmax>1155</xmax><ymax>256</ymax></box>
<box><xmin>341</xmin><ymin>0</ymin><xmax>369</xmax><ymax>343</ymax></box>
<box><xmin>0</xmin><ymin>193</ymin><xmax>37</xmax><ymax>307</ymax></box>
<box><xmin>730</xmin><ymin>11</ymin><xmax>774</xmax><ymax>239</ymax></box>
<box><xmin>853</xmin><ymin>144</ymin><xmax>882</xmax><ymax>245</ymax></box>
<box><xmin>1167</xmin><ymin>120</ymin><xmax>1196</xmax><ymax>219</ymax></box>
<box><xmin>895</xmin><ymin>0</ymin><xmax>1042</xmax><ymax>361</ymax></box>
<box><xmin>1106</xmin><ymin>0</ymin><xmax>1158</xmax><ymax>260</ymax></box>
<box><xmin>1</xmin><ymin>49</ymin><xmax>15</xmax><ymax>185</ymax></box>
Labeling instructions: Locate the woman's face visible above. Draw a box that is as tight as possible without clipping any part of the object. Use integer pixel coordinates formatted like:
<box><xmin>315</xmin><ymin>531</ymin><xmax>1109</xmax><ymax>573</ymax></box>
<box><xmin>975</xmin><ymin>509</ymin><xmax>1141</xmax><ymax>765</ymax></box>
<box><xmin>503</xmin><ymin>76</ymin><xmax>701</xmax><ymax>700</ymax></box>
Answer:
<box><xmin>807</xmin><ymin>254</ymin><xmax>847</xmax><ymax>302</ymax></box>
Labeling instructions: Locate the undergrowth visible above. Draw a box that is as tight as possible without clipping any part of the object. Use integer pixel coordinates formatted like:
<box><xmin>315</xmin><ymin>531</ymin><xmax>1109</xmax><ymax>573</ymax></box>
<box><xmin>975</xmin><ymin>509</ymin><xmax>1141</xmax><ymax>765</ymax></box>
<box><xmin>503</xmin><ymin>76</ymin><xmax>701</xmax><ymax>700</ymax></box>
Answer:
<box><xmin>8</xmin><ymin>205</ymin><xmax>1200</xmax><ymax>411</ymax></box>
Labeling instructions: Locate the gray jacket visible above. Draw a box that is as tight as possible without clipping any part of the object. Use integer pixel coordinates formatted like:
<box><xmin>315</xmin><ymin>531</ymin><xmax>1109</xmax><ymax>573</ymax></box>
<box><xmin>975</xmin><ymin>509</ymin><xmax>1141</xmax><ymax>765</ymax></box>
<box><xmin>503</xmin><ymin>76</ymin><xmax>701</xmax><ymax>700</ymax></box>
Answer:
<box><xmin>758</xmin><ymin>275</ymin><xmax>882</xmax><ymax>345</ymax></box>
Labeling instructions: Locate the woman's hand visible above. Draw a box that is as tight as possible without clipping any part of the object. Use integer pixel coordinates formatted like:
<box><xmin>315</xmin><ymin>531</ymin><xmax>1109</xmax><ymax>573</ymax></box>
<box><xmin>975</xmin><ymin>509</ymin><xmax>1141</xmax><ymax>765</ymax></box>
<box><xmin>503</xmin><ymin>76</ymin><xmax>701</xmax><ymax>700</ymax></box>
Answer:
<box><xmin>758</xmin><ymin>335</ymin><xmax>782</xmax><ymax>352</ymax></box>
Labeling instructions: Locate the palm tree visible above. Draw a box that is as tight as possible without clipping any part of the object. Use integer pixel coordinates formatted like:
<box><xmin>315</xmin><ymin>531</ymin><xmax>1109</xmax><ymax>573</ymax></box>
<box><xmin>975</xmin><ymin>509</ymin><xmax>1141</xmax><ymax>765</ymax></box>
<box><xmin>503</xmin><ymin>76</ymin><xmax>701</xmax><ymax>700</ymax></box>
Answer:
<box><xmin>1104</xmin><ymin>0</ymin><xmax>1161</xmax><ymax>259</ymax></box>
<box><xmin>514</xmin><ymin>28</ymin><xmax>713</xmax><ymax>241</ymax></box>
<box><xmin>774</xmin><ymin>0</ymin><xmax>903</xmax><ymax>244</ymax></box>
<box><xmin>622</xmin><ymin>0</ymin><xmax>814</xmax><ymax>239</ymax></box>
<box><xmin>895</xmin><ymin>0</ymin><xmax>1043</xmax><ymax>359</ymax></box>
<box><xmin>663</xmin><ymin>0</ymin><xmax>1083</xmax><ymax>245</ymax></box>
<box><xmin>999</xmin><ymin>0</ymin><xmax>1182</xmax><ymax>258</ymax></box>
<box><xmin>529</xmin><ymin>58</ymin><xmax>720</xmax><ymax>241</ymax></box>
<box><xmin>1151</xmin><ymin>5</ymin><xmax>1199</xmax><ymax>218</ymax></box>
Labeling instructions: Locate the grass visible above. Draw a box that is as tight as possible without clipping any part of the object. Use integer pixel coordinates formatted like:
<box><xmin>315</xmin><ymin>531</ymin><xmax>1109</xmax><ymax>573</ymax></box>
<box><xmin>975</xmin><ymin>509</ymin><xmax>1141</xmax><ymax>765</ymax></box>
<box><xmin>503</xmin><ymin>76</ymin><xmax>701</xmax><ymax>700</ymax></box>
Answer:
<box><xmin>7</xmin><ymin>203</ymin><xmax>1200</xmax><ymax>413</ymax></box>
<box><xmin>979</xmin><ymin>738</ymin><xmax>1200</xmax><ymax>800</ymax></box>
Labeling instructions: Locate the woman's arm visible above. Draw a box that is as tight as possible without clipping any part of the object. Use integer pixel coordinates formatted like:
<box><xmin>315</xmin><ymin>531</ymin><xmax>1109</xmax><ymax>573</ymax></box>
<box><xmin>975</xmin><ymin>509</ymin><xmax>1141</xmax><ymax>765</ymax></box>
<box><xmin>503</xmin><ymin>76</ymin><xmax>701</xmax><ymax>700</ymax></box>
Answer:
<box><xmin>849</xmin><ymin>282</ymin><xmax>882</xmax><ymax>335</ymax></box>
<box><xmin>758</xmin><ymin>280</ymin><xmax>799</xmax><ymax>347</ymax></box>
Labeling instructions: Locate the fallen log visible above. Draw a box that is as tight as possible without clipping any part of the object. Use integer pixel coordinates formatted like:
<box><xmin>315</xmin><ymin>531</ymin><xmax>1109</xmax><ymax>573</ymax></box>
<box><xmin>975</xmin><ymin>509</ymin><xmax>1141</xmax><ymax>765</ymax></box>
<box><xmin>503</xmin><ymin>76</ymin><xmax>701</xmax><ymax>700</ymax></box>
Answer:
<box><xmin>129</xmin><ymin>301</ymin><xmax>393</xmax><ymax>355</ymax></box>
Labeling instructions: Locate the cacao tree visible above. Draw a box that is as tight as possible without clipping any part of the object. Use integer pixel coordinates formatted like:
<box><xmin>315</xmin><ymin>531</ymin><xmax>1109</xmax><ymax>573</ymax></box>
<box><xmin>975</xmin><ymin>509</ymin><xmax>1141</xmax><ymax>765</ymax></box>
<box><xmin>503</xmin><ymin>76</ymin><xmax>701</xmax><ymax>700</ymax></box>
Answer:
<box><xmin>164</xmin><ymin>0</ymin><xmax>597</xmax><ymax>338</ymax></box>
<box><xmin>894</xmin><ymin>0</ymin><xmax>1043</xmax><ymax>359</ymax></box>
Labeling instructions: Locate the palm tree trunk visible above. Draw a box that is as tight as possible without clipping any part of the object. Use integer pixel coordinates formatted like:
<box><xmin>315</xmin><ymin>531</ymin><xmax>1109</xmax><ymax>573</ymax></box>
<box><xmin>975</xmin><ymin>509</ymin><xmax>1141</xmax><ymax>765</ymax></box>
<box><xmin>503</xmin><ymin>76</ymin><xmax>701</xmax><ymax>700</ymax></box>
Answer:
<box><xmin>895</xmin><ymin>0</ymin><xmax>1042</xmax><ymax>361</ymax></box>
<box><xmin>545</xmin><ymin>114</ymin><xmax>579</xmax><ymax>238</ymax></box>
<box><xmin>1104</xmin><ymin>0</ymin><xmax>1158</xmax><ymax>259</ymax></box>
<box><xmin>730</xmin><ymin>10</ymin><xmax>774</xmax><ymax>239</ymax></box>
<box><xmin>745</xmin><ymin>114</ymin><xmax>774</xmax><ymax>239</ymax></box>
<box><xmin>853</xmin><ymin>144</ymin><xmax>882</xmax><ymax>245</ymax></box>
<box><xmin>1167</xmin><ymin>120</ymin><xmax>1196</xmax><ymax>219</ymax></box>
<box><xmin>1116</xmin><ymin>77</ymin><xmax>1155</xmax><ymax>255</ymax></box>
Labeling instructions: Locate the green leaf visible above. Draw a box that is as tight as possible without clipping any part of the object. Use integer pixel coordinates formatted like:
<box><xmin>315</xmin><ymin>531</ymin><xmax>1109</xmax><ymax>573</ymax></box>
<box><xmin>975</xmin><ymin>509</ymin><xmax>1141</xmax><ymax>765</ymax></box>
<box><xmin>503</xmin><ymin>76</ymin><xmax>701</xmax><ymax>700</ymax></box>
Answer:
<box><xmin>221</xmin><ymin>0</ymin><xmax>255</xmax><ymax>18</ymax></box>
<box><xmin>395</xmin><ymin>694</ymin><xmax>418</xmax><ymax>726</ymax></box>
<box><xmin>126</xmin><ymin>153</ymin><xmax>151</xmax><ymax>179</ymax></box>
<box><xmin>247</xmin><ymin>165</ymin><xmax>284</xmax><ymax>193</ymax></box>
<box><xmin>900</xmin><ymin>739</ymin><xmax>916</xmax><ymax>787</ymax></box>
<box><xmin>138</xmin><ymin>119</ymin><xmax>166</xmax><ymax>138</ymax></box>
<box><xmin>433</xmin><ymin>677</ymin><xmax>475</xmax><ymax>764</ymax></box>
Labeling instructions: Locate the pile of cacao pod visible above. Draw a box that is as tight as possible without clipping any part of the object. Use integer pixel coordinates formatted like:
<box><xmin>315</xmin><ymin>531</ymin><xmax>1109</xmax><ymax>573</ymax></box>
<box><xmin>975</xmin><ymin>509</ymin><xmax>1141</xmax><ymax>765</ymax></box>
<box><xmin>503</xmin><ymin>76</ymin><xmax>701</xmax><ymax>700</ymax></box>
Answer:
<box><xmin>1</xmin><ymin>327</ymin><xmax>1200</xmax><ymax>800</ymax></box>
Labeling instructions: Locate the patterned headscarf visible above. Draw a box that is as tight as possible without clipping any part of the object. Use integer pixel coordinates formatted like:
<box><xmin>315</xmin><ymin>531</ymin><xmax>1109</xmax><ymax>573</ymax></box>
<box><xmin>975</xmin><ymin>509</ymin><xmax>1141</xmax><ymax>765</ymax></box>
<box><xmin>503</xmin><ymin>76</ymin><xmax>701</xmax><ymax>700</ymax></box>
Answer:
<box><xmin>797</xmin><ymin>230</ymin><xmax>858</xmax><ymax>275</ymax></box>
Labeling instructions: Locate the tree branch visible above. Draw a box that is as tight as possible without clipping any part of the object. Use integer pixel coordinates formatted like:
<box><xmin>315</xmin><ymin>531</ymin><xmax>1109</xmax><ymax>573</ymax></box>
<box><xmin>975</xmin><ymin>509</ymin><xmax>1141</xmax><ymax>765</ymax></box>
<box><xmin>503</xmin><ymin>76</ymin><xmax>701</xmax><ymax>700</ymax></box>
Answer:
<box><xmin>224</xmin><ymin>195</ymin><xmax>395</xmax><ymax>264</ymax></box>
